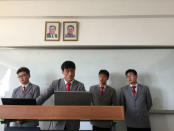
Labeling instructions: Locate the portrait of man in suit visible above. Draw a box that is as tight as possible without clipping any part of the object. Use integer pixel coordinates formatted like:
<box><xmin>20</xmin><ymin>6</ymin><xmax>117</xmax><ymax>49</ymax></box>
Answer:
<box><xmin>45</xmin><ymin>22</ymin><xmax>60</xmax><ymax>41</ymax></box>
<box><xmin>47</xmin><ymin>25</ymin><xmax>58</xmax><ymax>38</ymax></box>
<box><xmin>65</xmin><ymin>25</ymin><xmax>75</xmax><ymax>38</ymax></box>
<box><xmin>63</xmin><ymin>21</ymin><xmax>78</xmax><ymax>41</ymax></box>
<box><xmin>120</xmin><ymin>69</ymin><xmax>152</xmax><ymax>131</ymax></box>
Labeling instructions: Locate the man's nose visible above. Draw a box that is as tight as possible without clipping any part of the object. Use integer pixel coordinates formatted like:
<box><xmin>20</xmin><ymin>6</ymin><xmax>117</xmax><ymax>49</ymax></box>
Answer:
<box><xmin>68</xmin><ymin>72</ymin><xmax>73</xmax><ymax>75</ymax></box>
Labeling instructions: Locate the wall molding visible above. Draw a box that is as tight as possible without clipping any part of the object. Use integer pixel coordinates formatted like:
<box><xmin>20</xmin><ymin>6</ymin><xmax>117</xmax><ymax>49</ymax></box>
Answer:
<box><xmin>0</xmin><ymin>45</ymin><xmax>174</xmax><ymax>50</ymax></box>
<box><xmin>150</xmin><ymin>110</ymin><xmax>174</xmax><ymax>114</ymax></box>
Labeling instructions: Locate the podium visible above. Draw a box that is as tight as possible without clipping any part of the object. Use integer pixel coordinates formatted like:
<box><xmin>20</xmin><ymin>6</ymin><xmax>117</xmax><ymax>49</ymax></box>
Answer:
<box><xmin>0</xmin><ymin>105</ymin><xmax>125</xmax><ymax>131</ymax></box>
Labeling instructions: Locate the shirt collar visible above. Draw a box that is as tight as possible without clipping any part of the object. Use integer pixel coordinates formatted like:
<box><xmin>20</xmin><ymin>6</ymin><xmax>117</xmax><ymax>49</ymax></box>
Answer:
<box><xmin>100</xmin><ymin>85</ymin><xmax>106</xmax><ymax>89</ymax></box>
<box><xmin>130</xmin><ymin>83</ymin><xmax>138</xmax><ymax>88</ymax></box>
<box><xmin>22</xmin><ymin>82</ymin><xmax>30</xmax><ymax>88</ymax></box>
<box><xmin>64</xmin><ymin>79</ymin><xmax>74</xmax><ymax>85</ymax></box>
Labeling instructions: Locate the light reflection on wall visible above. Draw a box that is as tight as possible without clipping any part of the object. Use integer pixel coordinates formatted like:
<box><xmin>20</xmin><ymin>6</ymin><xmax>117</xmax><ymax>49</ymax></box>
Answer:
<box><xmin>0</xmin><ymin>69</ymin><xmax>12</xmax><ymax>97</ymax></box>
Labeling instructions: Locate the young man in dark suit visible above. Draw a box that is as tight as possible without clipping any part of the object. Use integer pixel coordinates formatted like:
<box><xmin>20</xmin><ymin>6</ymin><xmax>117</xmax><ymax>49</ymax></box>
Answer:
<box><xmin>37</xmin><ymin>61</ymin><xmax>85</xmax><ymax>131</ymax></box>
<box><xmin>90</xmin><ymin>70</ymin><xmax>117</xmax><ymax>131</ymax></box>
<box><xmin>12</xmin><ymin>67</ymin><xmax>40</xmax><ymax>127</ymax></box>
<box><xmin>120</xmin><ymin>69</ymin><xmax>152</xmax><ymax>131</ymax></box>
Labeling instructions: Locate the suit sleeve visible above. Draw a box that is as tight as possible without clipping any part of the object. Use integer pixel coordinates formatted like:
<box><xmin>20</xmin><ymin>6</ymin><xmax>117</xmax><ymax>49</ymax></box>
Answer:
<box><xmin>112</xmin><ymin>89</ymin><xmax>117</xmax><ymax>105</ymax></box>
<box><xmin>89</xmin><ymin>86</ymin><xmax>94</xmax><ymax>105</ymax></box>
<box><xmin>12</xmin><ymin>89</ymin><xmax>16</xmax><ymax>98</ymax></box>
<box><xmin>36</xmin><ymin>82</ymin><xmax>55</xmax><ymax>105</ymax></box>
<box><xmin>80</xmin><ymin>83</ymin><xmax>86</xmax><ymax>91</ymax></box>
<box><xmin>120</xmin><ymin>88</ymin><xmax>125</xmax><ymax>106</ymax></box>
<box><xmin>33</xmin><ymin>86</ymin><xmax>40</xmax><ymax>99</ymax></box>
<box><xmin>146</xmin><ymin>87</ymin><xmax>152</xmax><ymax>111</ymax></box>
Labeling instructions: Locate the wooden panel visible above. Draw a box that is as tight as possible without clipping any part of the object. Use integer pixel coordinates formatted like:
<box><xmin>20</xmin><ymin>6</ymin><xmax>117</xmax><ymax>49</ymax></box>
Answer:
<box><xmin>0</xmin><ymin>106</ymin><xmax>124</xmax><ymax>120</ymax></box>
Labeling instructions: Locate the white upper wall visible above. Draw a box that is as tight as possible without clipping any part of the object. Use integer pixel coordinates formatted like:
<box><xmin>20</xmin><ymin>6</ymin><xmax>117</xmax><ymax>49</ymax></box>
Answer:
<box><xmin>0</xmin><ymin>18</ymin><xmax>174</xmax><ymax>46</ymax></box>
<box><xmin>0</xmin><ymin>0</ymin><xmax>174</xmax><ymax>17</ymax></box>
<box><xmin>0</xmin><ymin>0</ymin><xmax>174</xmax><ymax>47</ymax></box>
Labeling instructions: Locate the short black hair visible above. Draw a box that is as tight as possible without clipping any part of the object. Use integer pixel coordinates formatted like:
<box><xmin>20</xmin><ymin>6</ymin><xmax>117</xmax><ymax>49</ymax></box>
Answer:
<box><xmin>17</xmin><ymin>67</ymin><xmax>30</xmax><ymax>75</ymax></box>
<box><xmin>61</xmin><ymin>61</ymin><xmax>76</xmax><ymax>71</ymax></box>
<box><xmin>99</xmin><ymin>69</ymin><xmax>109</xmax><ymax>78</ymax></box>
<box><xmin>67</xmin><ymin>25</ymin><xmax>74</xmax><ymax>30</ymax></box>
<box><xmin>125</xmin><ymin>69</ymin><xmax>137</xmax><ymax>76</ymax></box>
<box><xmin>49</xmin><ymin>25</ymin><xmax>56</xmax><ymax>30</ymax></box>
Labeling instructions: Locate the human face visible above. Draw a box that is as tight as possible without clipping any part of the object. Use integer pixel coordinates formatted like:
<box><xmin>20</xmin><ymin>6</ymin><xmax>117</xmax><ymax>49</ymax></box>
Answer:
<box><xmin>67</xmin><ymin>27</ymin><xmax>74</xmax><ymax>35</ymax></box>
<box><xmin>62</xmin><ymin>68</ymin><xmax>75</xmax><ymax>82</ymax></box>
<box><xmin>18</xmin><ymin>72</ymin><xmax>30</xmax><ymax>85</ymax></box>
<box><xmin>98</xmin><ymin>74</ymin><xmax>108</xmax><ymax>86</ymax></box>
<box><xmin>49</xmin><ymin>27</ymin><xmax>56</xmax><ymax>35</ymax></box>
<box><xmin>126</xmin><ymin>72</ymin><xmax>137</xmax><ymax>85</ymax></box>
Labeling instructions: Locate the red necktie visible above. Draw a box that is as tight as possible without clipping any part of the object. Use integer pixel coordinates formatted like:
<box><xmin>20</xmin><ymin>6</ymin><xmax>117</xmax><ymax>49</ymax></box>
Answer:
<box><xmin>101</xmin><ymin>86</ymin><xmax>104</xmax><ymax>96</ymax></box>
<box><xmin>22</xmin><ymin>86</ymin><xmax>25</xmax><ymax>94</ymax></box>
<box><xmin>132</xmin><ymin>86</ymin><xmax>136</xmax><ymax>96</ymax></box>
<box><xmin>66</xmin><ymin>83</ymin><xmax>71</xmax><ymax>91</ymax></box>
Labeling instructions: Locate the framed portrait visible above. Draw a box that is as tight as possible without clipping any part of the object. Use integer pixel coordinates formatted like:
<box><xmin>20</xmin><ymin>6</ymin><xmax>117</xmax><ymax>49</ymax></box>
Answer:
<box><xmin>45</xmin><ymin>21</ymin><xmax>60</xmax><ymax>41</ymax></box>
<box><xmin>63</xmin><ymin>21</ymin><xmax>78</xmax><ymax>41</ymax></box>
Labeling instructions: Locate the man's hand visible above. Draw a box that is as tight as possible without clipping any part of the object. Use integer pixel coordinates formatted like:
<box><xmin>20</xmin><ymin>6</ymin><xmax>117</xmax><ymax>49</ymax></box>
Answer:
<box><xmin>16</xmin><ymin>121</ymin><xmax>24</xmax><ymax>124</ymax></box>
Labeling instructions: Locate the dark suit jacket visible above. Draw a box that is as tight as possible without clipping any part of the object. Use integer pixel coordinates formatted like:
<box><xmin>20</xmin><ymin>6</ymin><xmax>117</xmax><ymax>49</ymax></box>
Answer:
<box><xmin>46</xmin><ymin>33</ymin><xmax>58</xmax><ymax>38</ymax></box>
<box><xmin>36</xmin><ymin>78</ymin><xmax>85</xmax><ymax>130</ymax></box>
<box><xmin>12</xmin><ymin>83</ymin><xmax>40</xmax><ymax>127</ymax></box>
<box><xmin>89</xmin><ymin>85</ymin><xmax>117</xmax><ymax>128</ymax></box>
<box><xmin>120</xmin><ymin>83</ymin><xmax>152</xmax><ymax>128</ymax></box>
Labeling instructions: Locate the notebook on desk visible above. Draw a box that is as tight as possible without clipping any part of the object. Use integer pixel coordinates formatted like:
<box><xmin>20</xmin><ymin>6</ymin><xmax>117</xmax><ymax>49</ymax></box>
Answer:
<box><xmin>4</xmin><ymin>127</ymin><xmax>40</xmax><ymax>131</ymax></box>
<box><xmin>54</xmin><ymin>91</ymin><xmax>92</xmax><ymax>106</ymax></box>
<box><xmin>1</xmin><ymin>98</ymin><xmax>36</xmax><ymax>105</ymax></box>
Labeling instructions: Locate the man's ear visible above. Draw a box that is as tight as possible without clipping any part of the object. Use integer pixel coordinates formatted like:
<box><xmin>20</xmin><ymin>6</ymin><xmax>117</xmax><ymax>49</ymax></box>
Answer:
<box><xmin>135</xmin><ymin>75</ymin><xmax>138</xmax><ymax>79</ymax></box>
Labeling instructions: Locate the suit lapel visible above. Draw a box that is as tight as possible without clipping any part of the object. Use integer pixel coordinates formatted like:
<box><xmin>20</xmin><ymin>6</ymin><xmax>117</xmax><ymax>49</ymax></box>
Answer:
<box><xmin>24</xmin><ymin>83</ymin><xmax>32</xmax><ymax>94</ymax></box>
<box><xmin>71</xmin><ymin>80</ymin><xmax>76</xmax><ymax>91</ymax></box>
<box><xmin>127</xmin><ymin>85</ymin><xmax>136</xmax><ymax>100</ymax></box>
<box><xmin>96</xmin><ymin>85</ymin><xmax>109</xmax><ymax>99</ymax></box>
<box><xmin>96</xmin><ymin>85</ymin><xmax>101</xmax><ymax>97</ymax></box>
<box><xmin>18</xmin><ymin>86</ymin><xmax>24</xmax><ymax>97</ymax></box>
<box><xmin>135</xmin><ymin>84</ymin><xmax>141</xmax><ymax>100</ymax></box>
<box><xmin>102</xmin><ymin>85</ymin><xmax>110</xmax><ymax>97</ymax></box>
<box><xmin>96</xmin><ymin>85</ymin><xmax>105</xmax><ymax>102</ymax></box>
<box><xmin>60</xmin><ymin>78</ymin><xmax>66</xmax><ymax>91</ymax></box>
<box><xmin>63</xmin><ymin>79</ymin><xmax>78</xmax><ymax>91</ymax></box>
<box><xmin>22</xmin><ymin>83</ymin><xmax>32</xmax><ymax>97</ymax></box>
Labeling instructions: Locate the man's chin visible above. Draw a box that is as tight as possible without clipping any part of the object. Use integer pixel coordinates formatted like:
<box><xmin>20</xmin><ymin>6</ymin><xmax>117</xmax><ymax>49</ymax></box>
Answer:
<box><xmin>67</xmin><ymin>78</ymin><xmax>74</xmax><ymax>82</ymax></box>
<box><xmin>100</xmin><ymin>83</ymin><xmax>106</xmax><ymax>85</ymax></box>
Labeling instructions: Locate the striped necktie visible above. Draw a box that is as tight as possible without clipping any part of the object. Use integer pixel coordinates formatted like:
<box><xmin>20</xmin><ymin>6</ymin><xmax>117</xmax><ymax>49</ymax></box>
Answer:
<box><xmin>132</xmin><ymin>86</ymin><xmax>136</xmax><ymax>96</ymax></box>
<box><xmin>101</xmin><ymin>86</ymin><xmax>104</xmax><ymax>96</ymax></box>
<box><xmin>22</xmin><ymin>86</ymin><xmax>25</xmax><ymax>94</ymax></box>
<box><xmin>66</xmin><ymin>83</ymin><xmax>71</xmax><ymax>91</ymax></box>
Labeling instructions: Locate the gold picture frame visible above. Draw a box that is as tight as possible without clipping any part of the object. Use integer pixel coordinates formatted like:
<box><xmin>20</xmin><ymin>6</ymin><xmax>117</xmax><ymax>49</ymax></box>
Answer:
<box><xmin>63</xmin><ymin>21</ymin><xmax>78</xmax><ymax>41</ymax></box>
<box><xmin>45</xmin><ymin>21</ymin><xmax>60</xmax><ymax>41</ymax></box>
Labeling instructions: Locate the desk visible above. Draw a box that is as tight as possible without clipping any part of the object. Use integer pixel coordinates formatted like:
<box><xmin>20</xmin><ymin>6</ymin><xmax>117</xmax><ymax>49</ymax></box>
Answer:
<box><xmin>0</xmin><ymin>106</ymin><xmax>125</xmax><ymax>120</ymax></box>
<box><xmin>1</xmin><ymin>106</ymin><xmax>124</xmax><ymax>131</ymax></box>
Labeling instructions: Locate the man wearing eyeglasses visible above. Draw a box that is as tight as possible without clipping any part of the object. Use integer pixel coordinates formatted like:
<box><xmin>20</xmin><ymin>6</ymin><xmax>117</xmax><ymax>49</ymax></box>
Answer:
<box><xmin>12</xmin><ymin>67</ymin><xmax>40</xmax><ymax>127</ymax></box>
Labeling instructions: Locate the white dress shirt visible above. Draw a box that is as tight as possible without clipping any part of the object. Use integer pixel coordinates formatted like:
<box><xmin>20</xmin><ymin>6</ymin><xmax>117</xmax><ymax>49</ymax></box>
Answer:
<box><xmin>130</xmin><ymin>83</ymin><xmax>138</xmax><ymax>92</ymax></box>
